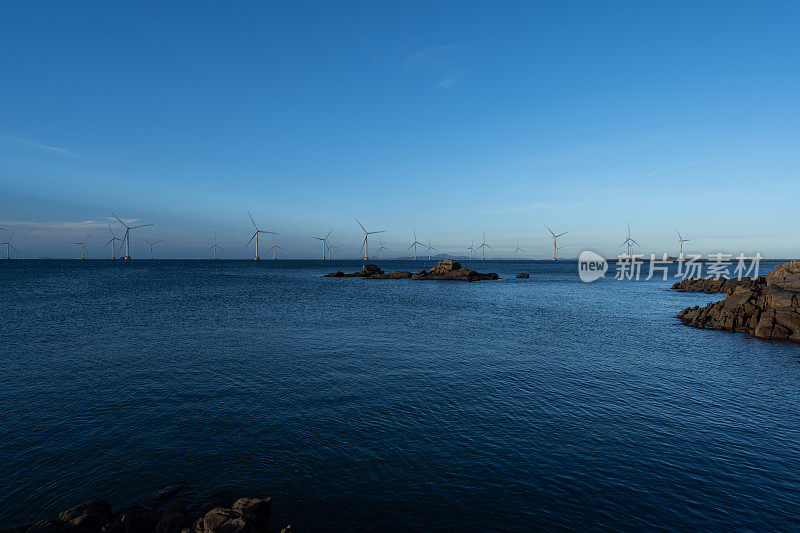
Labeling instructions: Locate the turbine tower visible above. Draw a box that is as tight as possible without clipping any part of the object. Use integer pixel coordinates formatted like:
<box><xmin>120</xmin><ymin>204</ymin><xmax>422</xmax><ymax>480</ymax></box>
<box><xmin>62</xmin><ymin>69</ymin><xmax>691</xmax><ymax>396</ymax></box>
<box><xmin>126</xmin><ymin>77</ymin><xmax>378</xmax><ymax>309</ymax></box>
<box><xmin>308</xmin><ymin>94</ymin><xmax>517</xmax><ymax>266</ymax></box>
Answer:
<box><xmin>676</xmin><ymin>230</ymin><xmax>690</xmax><ymax>260</ymax></box>
<box><xmin>376</xmin><ymin>238</ymin><xmax>389</xmax><ymax>260</ymax></box>
<box><xmin>545</xmin><ymin>226</ymin><xmax>567</xmax><ymax>261</ymax></box>
<box><xmin>620</xmin><ymin>224</ymin><xmax>639</xmax><ymax>258</ymax></box>
<box><xmin>142</xmin><ymin>238</ymin><xmax>161</xmax><ymax>260</ymax></box>
<box><xmin>267</xmin><ymin>234</ymin><xmax>281</xmax><ymax>260</ymax></box>
<box><xmin>466</xmin><ymin>241</ymin><xmax>477</xmax><ymax>261</ymax></box>
<box><xmin>355</xmin><ymin>218</ymin><xmax>384</xmax><ymax>261</ymax></box>
<box><xmin>312</xmin><ymin>229</ymin><xmax>332</xmax><ymax>260</ymax></box>
<box><xmin>514</xmin><ymin>241</ymin><xmax>525</xmax><ymax>261</ymax></box>
<box><xmin>71</xmin><ymin>234</ymin><xmax>90</xmax><ymax>260</ymax></box>
<box><xmin>1</xmin><ymin>232</ymin><xmax>17</xmax><ymax>260</ymax></box>
<box><xmin>245</xmin><ymin>211</ymin><xmax>277</xmax><ymax>260</ymax></box>
<box><xmin>327</xmin><ymin>244</ymin><xmax>336</xmax><ymax>260</ymax></box>
<box><xmin>208</xmin><ymin>234</ymin><xmax>224</xmax><ymax>260</ymax></box>
<box><xmin>408</xmin><ymin>229</ymin><xmax>425</xmax><ymax>260</ymax></box>
<box><xmin>102</xmin><ymin>223</ymin><xmax>123</xmax><ymax>259</ymax></box>
<box><xmin>477</xmin><ymin>233</ymin><xmax>492</xmax><ymax>260</ymax></box>
<box><xmin>111</xmin><ymin>211</ymin><xmax>152</xmax><ymax>260</ymax></box>
<box><xmin>425</xmin><ymin>239</ymin><xmax>437</xmax><ymax>261</ymax></box>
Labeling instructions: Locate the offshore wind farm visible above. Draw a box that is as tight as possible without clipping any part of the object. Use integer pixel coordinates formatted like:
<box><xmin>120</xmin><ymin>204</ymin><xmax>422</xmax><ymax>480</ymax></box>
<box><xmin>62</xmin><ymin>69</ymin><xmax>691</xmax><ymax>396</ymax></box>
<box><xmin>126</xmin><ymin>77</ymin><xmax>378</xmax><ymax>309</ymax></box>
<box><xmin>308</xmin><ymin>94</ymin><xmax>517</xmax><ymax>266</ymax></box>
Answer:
<box><xmin>3</xmin><ymin>2</ymin><xmax>800</xmax><ymax>532</ymax></box>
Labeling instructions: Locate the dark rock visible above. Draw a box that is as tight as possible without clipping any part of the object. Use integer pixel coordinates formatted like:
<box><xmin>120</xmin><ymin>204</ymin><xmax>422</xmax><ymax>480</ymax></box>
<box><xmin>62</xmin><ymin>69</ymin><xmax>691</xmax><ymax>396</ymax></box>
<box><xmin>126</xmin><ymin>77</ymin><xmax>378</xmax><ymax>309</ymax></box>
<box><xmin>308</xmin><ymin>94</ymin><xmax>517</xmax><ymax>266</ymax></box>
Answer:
<box><xmin>386</xmin><ymin>271</ymin><xmax>412</xmax><ymax>279</ymax></box>
<box><xmin>325</xmin><ymin>260</ymin><xmax>498</xmax><ymax>281</ymax></box>
<box><xmin>516</xmin><ymin>273</ymin><xmax>529</xmax><ymax>278</ymax></box>
<box><xmin>102</xmin><ymin>506</ymin><xmax>157</xmax><ymax>533</ymax></box>
<box><xmin>154</xmin><ymin>501</ymin><xmax>191</xmax><ymax>533</ymax></box>
<box><xmin>153</xmin><ymin>486</ymin><xmax>185</xmax><ymax>503</ymax></box>
<box><xmin>676</xmin><ymin>260</ymin><xmax>800</xmax><ymax>344</ymax></box>
<box><xmin>58</xmin><ymin>500</ymin><xmax>113</xmax><ymax>531</ymax></box>
<box><xmin>232</xmin><ymin>498</ymin><xmax>271</xmax><ymax>532</ymax></box>
<box><xmin>323</xmin><ymin>271</ymin><xmax>344</xmax><ymax>277</ymax></box>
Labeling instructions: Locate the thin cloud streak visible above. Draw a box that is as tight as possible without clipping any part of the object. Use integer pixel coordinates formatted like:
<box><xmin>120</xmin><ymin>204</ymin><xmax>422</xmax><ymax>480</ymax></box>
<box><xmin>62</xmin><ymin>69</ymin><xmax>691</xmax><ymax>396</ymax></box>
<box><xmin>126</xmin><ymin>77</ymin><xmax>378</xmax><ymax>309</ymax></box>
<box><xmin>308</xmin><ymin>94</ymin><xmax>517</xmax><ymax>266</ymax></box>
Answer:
<box><xmin>645</xmin><ymin>159</ymin><xmax>701</xmax><ymax>177</ymax></box>
<box><xmin>1</xmin><ymin>137</ymin><xmax>77</xmax><ymax>157</ymax></box>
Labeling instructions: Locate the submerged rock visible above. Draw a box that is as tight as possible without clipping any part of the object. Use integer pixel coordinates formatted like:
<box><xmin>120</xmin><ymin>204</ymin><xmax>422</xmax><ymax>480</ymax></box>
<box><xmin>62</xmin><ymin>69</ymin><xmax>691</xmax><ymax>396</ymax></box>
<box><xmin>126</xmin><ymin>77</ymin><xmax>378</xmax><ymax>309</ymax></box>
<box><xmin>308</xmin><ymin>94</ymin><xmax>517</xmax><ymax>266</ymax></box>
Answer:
<box><xmin>516</xmin><ymin>273</ymin><xmax>529</xmax><ymax>279</ymax></box>
<box><xmin>325</xmin><ymin>261</ymin><xmax>498</xmax><ymax>281</ymax></box>
<box><xmin>7</xmin><ymin>495</ymin><xmax>283</xmax><ymax>533</ymax></box>
<box><xmin>675</xmin><ymin>260</ymin><xmax>800</xmax><ymax>343</ymax></box>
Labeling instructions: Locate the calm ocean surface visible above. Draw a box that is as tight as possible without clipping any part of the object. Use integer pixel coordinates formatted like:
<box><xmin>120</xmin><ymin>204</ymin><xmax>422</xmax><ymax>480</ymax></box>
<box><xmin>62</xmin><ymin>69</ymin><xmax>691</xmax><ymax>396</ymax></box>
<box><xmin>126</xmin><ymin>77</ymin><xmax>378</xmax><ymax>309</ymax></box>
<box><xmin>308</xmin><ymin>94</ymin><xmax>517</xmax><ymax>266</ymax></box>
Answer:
<box><xmin>2</xmin><ymin>260</ymin><xmax>800</xmax><ymax>530</ymax></box>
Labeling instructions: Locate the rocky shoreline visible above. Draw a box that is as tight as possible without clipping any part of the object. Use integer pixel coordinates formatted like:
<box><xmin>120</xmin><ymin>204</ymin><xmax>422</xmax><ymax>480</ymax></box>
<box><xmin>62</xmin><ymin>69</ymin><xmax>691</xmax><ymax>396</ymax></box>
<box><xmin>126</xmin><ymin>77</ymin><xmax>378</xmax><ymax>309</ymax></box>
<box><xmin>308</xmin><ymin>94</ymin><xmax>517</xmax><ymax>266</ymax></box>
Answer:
<box><xmin>325</xmin><ymin>259</ymin><xmax>500</xmax><ymax>281</ymax></box>
<box><xmin>2</xmin><ymin>490</ymin><xmax>289</xmax><ymax>533</ymax></box>
<box><xmin>675</xmin><ymin>260</ymin><xmax>800</xmax><ymax>343</ymax></box>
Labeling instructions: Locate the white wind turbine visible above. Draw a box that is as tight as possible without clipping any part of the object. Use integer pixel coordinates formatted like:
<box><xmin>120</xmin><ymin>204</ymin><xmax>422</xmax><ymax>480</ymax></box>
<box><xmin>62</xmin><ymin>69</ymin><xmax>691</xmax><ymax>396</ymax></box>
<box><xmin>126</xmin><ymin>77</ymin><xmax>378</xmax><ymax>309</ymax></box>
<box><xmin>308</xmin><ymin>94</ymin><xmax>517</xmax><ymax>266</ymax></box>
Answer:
<box><xmin>208</xmin><ymin>234</ymin><xmax>224</xmax><ymax>260</ymax></box>
<box><xmin>142</xmin><ymin>238</ymin><xmax>161</xmax><ymax>260</ymax></box>
<box><xmin>545</xmin><ymin>226</ymin><xmax>567</xmax><ymax>261</ymax></box>
<box><xmin>71</xmin><ymin>234</ymin><xmax>90</xmax><ymax>260</ymax></box>
<box><xmin>408</xmin><ymin>229</ymin><xmax>425</xmax><ymax>260</ymax></box>
<box><xmin>245</xmin><ymin>211</ymin><xmax>277</xmax><ymax>261</ymax></box>
<box><xmin>676</xmin><ymin>230</ymin><xmax>690</xmax><ymax>260</ymax></box>
<box><xmin>355</xmin><ymin>218</ymin><xmax>384</xmax><ymax>261</ymax></box>
<box><xmin>312</xmin><ymin>230</ymin><xmax>332</xmax><ymax>260</ymax></box>
<box><xmin>111</xmin><ymin>211</ymin><xmax>153</xmax><ymax>260</ymax></box>
<box><xmin>513</xmin><ymin>241</ymin><xmax>525</xmax><ymax>261</ymax></box>
<box><xmin>1</xmin><ymin>232</ymin><xmax>17</xmax><ymax>260</ymax></box>
<box><xmin>102</xmin><ymin>223</ymin><xmax>123</xmax><ymax>259</ymax></box>
<box><xmin>425</xmin><ymin>239</ymin><xmax>437</xmax><ymax>261</ymax></box>
<box><xmin>327</xmin><ymin>244</ymin><xmax>336</xmax><ymax>260</ymax></box>
<box><xmin>620</xmin><ymin>224</ymin><xmax>639</xmax><ymax>258</ymax></box>
<box><xmin>466</xmin><ymin>241</ymin><xmax>477</xmax><ymax>261</ymax></box>
<box><xmin>376</xmin><ymin>238</ymin><xmax>389</xmax><ymax>260</ymax></box>
<box><xmin>477</xmin><ymin>233</ymin><xmax>492</xmax><ymax>260</ymax></box>
<box><xmin>267</xmin><ymin>234</ymin><xmax>281</xmax><ymax>260</ymax></box>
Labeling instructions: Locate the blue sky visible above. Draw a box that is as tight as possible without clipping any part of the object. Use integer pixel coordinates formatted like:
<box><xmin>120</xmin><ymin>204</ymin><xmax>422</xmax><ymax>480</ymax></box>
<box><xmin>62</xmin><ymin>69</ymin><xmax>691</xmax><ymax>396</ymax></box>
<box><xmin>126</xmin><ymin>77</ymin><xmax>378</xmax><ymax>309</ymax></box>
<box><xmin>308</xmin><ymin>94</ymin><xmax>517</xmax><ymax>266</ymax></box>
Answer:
<box><xmin>1</xmin><ymin>1</ymin><xmax>799</xmax><ymax>259</ymax></box>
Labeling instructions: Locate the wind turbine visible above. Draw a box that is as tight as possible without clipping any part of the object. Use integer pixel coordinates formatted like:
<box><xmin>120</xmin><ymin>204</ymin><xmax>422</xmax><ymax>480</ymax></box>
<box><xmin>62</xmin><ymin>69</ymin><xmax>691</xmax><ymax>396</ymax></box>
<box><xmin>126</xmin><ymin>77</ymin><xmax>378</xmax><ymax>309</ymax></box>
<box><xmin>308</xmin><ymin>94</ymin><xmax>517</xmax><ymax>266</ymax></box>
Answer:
<box><xmin>355</xmin><ymin>218</ymin><xmax>384</xmax><ymax>261</ymax></box>
<box><xmin>1</xmin><ymin>232</ymin><xmax>17</xmax><ymax>259</ymax></box>
<box><xmin>408</xmin><ymin>229</ymin><xmax>425</xmax><ymax>260</ymax></box>
<box><xmin>142</xmin><ymin>238</ymin><xmax>161</xmax><ymax>260</ymax></box>
<box><xmin>376</xmin><ymin>238</ymin><xmax>389</xmax><ymax>260</ymax></box>
<box><xmin>208</xmin><ymin>234</ymin><xmax>224</xmax><ymax>260</ymax></box>
<box><xmin>425</xmin><ymin>239</ymin><xmax>437</xmax><ymax>261</ymax></box>
<box><xmin>676</xmin><ymin>230</ymin><xmax>690</xmax><ymax>260</ymax></box>
<box><xmin>102</xmin><ymin>223</ymin><xmax>123</xmax><ymax>259</ymax></box>
<box><xmin>111</xmin><ymin>211</ymin><xmax>153</xmax><ymax>260</ymax></box>
<box><xmin>466</xmin><ymin>241</ymin><xmax>477</xmax><ymax>261</ymax></box>
<box><xmin>245</xmin><ymin>211</ymin><xmax>277</xmax><ymax>260</ymax></box>
<box><xmin>620</xmin><ymin>224</ymin><xmax>639</xmax><ymax>258</ymax></box>
<box><xmin>513</xmin><ymin>241</ymin><xmax>525</xmax><ymax>261</ymax></box>
<box><xmin>477</xmin><ymin>233</ymin><xmax>492</xmax><ymax>260</ymax></box>
<box><xmin>71</xmin><ymin>234</ymin><xmax>90</xmax><ymax>260</ymax></box>
<box><xmin>267</xmin><ymin>234</ymin><xmax>281</xmax><ymax>260</ymax></box>
<box><xmin>327</xmin><ymin>244</ymin><xmax>336</xmax><ymax>260</ymax></box>
<box><xmin>312</xmin><ymin>229</ymin><xmax>332</xmax><ymax>260</ymax></box>
<box><xmin>545</xmin><ymin>226</ymin><xmax>567</xmax><ymax>261</ymax></box>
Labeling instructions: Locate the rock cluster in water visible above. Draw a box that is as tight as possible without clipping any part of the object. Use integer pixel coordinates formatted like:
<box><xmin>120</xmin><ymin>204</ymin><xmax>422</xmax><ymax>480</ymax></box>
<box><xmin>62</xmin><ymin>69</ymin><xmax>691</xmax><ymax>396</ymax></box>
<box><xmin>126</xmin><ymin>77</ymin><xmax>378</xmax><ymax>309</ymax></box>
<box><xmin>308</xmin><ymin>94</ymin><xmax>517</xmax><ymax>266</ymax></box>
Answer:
<box><xmin>4</xmin><ymin>492</ymin><xmax>288</xmax><ymax>533</ymax></box>
<box><xmin>325</xmin><ymin>259</ymin><xmax>499</xmax><ymax>281</ymax></box>
<box><xmin>675</xmin><ymin>260</ymin><xmax>800</xmax><ymax>343</ymax></box>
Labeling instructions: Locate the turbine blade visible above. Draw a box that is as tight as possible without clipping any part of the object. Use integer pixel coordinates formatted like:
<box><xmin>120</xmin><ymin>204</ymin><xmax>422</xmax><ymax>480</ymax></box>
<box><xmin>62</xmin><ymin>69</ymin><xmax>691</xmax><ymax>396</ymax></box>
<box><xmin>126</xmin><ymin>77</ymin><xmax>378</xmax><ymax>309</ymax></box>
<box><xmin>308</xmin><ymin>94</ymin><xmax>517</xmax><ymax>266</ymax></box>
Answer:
<box><xmin>354</xmin><ymin>217</ymin><xmax>367</xmax><ymax>233</ymax></box>
<box><xmin>110</xmin><ymin>211</ymin><xmax>128</xmax><ymax>229</ymax></box>
<box><xmin>248</xmin><ymin>211</ymin><xmax>258</xmax><ymax>230</ymax></box>
<box><xmin>545</xmin><ymin>225</ymin><xmax>555</xmax><ymax>236</ymax></box>
<box><xmin>556</xmin><ymin>232</ymin><xmax>567</xmax><ymax>237</ymax></box>
<box><xmin>244</xmin><ymin>232</ymin><xmax>257</xmax><ymax>248</ymax></box>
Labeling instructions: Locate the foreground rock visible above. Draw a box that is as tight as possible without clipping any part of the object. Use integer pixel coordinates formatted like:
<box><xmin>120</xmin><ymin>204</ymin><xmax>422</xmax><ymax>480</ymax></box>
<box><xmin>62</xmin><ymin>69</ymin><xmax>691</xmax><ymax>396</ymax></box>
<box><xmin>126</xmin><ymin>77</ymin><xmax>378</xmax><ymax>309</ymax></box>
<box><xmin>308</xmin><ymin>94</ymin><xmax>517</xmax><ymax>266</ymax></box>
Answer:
<box><xmin>325</xmin><ymin>260</ymin><xmax>499</xmax><ymax>281</ymax></box>
<box><xmin>675</xmin><ymin>260</ymin><xmax>800</xmax><ymax>343</ymax></box>
<box><xmin>5</xmin><ymin>495</ymin><xmax>288</xmax><ymax>533</ymax></box>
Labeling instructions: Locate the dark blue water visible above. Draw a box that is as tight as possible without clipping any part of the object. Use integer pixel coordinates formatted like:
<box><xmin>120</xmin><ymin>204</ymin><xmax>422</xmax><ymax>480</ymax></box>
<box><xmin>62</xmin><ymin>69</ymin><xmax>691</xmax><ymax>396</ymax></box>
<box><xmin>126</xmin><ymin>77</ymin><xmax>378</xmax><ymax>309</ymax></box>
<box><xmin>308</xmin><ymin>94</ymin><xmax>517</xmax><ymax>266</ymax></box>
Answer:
<box><xmin>2</xmin><ymin>260</ymin><xmax>800</xmax><ymax>530</ymax></box>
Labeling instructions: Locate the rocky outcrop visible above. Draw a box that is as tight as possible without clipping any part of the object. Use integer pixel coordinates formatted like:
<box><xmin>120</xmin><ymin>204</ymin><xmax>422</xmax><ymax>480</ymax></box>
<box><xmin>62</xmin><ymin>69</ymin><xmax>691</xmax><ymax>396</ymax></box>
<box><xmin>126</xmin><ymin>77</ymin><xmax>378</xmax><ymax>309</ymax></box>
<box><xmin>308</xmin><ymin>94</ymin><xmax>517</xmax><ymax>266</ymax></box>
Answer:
<box><xmin>516</xmin><ymin>273</ymin><xmax>529</xmax><ymax>279</ymax></box>
<box><xmin>325</xmin><ymin>260</ymin><xmax>499</xmax><ymax>281</ymax></box>
<box><xmin>4</xmin><ymin>494</ymin><xmax>287</xmax><ymax>533</ymax></box>
<box><xmin>675</xmin><ymin>260</ymin><xmax>800</xmax><ymax>343</ymax></box>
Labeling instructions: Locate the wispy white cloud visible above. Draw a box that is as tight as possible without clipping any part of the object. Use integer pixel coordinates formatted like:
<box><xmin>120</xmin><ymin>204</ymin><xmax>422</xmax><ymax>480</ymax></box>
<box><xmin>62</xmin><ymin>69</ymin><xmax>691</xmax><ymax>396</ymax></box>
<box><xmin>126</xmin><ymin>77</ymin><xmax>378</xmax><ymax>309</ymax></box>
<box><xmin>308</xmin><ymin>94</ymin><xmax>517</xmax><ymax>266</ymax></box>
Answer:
<box><xmin>0</xmin><ymin>219</ymin><xmax>132</xmax><ymax>233</ymax></box>
<box><xmin>405</xmin><ymin>44</ymin><xmax>462</xmax><ymax>70</ymax></box>
<box><xmin>1</xmin><ymin>137</ymin><xmax>77</xmax><ymax>157</ymax></box>
<box><xmin>437</xmin><ymin>76</ymin><xmax>459</xmax><ymax>89</ymax></box>
<box><xmin>645</xmin><ymin>159</ymin><xmax>701</xmax><ymax>177</ymax></box>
